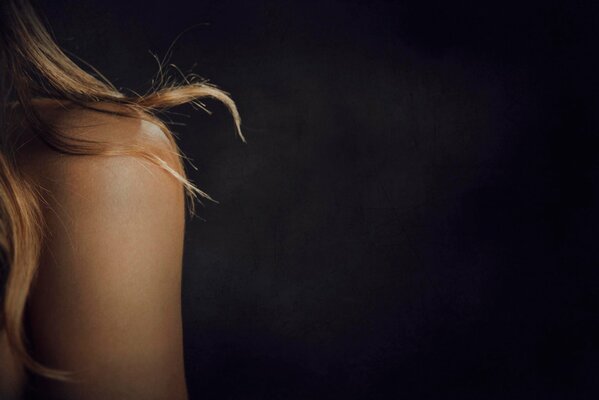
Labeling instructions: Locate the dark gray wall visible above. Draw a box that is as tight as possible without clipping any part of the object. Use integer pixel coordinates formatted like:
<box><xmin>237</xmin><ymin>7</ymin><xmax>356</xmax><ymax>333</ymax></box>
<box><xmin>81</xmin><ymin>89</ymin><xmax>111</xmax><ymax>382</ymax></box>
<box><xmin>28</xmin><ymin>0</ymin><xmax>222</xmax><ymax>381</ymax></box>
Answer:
<box><xmin>38</xmin><ymin>1</ymin><xmax>599</xmax><ymax>398</ymax></box>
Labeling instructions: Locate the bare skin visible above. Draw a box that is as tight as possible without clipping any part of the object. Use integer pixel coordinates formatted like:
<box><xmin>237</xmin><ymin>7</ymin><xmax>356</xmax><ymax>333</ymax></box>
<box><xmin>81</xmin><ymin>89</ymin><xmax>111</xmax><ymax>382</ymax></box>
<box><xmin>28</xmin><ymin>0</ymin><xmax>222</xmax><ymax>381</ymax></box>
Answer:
<box><xmin>2</xmin><ymin>99</ymin><xmax>189</xmax><ymax>399</ymax></box>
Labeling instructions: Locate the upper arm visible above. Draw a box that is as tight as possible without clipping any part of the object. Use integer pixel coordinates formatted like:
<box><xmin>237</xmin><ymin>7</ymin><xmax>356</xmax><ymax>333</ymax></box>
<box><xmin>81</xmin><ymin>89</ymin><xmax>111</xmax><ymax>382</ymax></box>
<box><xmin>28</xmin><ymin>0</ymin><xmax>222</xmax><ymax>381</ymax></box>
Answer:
<box><xmin>25</xmin><ymin>134</ymin><xmax>188</xmax><ymax>399</ymax></box>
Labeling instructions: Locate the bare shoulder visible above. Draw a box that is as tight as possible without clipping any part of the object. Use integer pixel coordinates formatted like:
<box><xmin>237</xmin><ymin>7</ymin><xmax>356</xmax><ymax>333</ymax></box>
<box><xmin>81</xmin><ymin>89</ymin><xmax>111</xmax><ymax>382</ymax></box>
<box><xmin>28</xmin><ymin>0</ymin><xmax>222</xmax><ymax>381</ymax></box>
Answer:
<box><xmin>19</xmin><ymin>100</ymin><xmax>188</xmax><ymax>398</ymax></box>
<box><xmin>28</xmin><ymin>97</ymin><xmax>173</xmax><ymax>147</ymax></box>
<box><xmin>23</xmin><ymin>98</ymin><xmax>172</xmax><ymax>147</ymax></box>
<box><xmin>17</xmin><ymin>99</ymin><xmax>183</xmax><ymax>206</ymax></box>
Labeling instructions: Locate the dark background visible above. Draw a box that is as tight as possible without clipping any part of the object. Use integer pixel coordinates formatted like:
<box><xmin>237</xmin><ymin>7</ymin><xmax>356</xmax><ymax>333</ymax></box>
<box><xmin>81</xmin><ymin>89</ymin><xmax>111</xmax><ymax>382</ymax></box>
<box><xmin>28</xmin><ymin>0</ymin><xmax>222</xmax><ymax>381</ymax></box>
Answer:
<box><xmin>38</xmin><ymin>0</ymin><xmax>599</xmax><ymax>398</ymax></box>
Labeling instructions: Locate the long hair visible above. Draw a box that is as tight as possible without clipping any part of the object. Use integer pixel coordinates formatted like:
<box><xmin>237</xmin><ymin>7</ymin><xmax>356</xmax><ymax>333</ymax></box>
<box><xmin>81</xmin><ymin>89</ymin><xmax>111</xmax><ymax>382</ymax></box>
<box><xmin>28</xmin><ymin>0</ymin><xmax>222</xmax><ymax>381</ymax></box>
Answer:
<box><xmin>0</xmin><ymin>0</ymin><xmax>244</xmax><ymax>382</ymax></box>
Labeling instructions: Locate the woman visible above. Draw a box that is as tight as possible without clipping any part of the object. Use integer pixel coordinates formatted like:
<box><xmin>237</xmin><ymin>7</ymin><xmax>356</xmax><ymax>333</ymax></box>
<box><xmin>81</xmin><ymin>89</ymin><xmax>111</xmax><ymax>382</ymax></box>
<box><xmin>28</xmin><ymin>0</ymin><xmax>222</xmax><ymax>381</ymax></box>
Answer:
<box><xmin>0</xmin><ymin>0</ymin><xmax>244</xmax><ymax>398</ymax></box>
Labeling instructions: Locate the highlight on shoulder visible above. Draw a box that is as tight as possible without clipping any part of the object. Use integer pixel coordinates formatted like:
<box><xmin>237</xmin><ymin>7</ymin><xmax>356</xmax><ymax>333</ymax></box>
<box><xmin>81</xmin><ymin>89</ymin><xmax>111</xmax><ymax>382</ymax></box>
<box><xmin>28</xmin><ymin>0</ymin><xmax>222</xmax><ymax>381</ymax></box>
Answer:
<box><xmin>15</xmin><ymin>98</ymin><xmax>185</xmax><ymax>193</ymax></box>
<box><xmin>21</xmin><ymin>98</ymin><xmax>176</xmax><ymax>153</ymax></box>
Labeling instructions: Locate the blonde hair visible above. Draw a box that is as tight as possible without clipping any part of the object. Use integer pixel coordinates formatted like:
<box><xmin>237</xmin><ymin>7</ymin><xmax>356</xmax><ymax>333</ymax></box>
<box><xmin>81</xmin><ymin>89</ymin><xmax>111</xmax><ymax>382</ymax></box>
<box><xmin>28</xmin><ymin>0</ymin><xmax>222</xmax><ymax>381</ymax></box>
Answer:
<box><xmin>0</xmin><ymin>0</ymin><xmax>244</xmax><ymax>381</ymax></box>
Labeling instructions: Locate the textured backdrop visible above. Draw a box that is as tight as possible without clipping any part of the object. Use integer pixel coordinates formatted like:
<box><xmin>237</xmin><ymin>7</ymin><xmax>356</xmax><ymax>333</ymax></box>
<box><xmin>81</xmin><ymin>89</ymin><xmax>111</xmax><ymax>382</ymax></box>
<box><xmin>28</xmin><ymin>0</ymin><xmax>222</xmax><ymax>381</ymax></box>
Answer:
<box><xmin>39</xmin><ymin>1</ymin><xmax>599</xmax><ymax>398</ymax></box>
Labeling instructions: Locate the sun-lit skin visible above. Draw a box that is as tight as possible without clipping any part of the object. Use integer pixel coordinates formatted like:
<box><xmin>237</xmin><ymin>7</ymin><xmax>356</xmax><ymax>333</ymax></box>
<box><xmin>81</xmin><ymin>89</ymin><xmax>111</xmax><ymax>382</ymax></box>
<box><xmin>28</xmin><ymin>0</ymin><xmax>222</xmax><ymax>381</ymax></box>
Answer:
<box><xmin>0</xmin><ymin>1</ymin><xmax>243</xmax><ymax>397</ymax></box>
<box><xmin>0</xmin><ymin>101</ymin><xmax>189</xmax><ymax>399</ymax></box>
<box><xmin>0</xmin><ymin>1</ymin><xmax>245</xmax><ymax>398</ymax></box>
